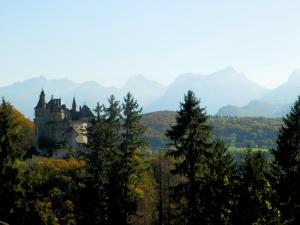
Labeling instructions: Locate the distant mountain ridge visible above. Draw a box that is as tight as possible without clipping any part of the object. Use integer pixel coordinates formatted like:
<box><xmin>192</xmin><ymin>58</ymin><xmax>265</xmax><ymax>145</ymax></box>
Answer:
<box><xmin>217</xmin><ymin>100</ymin><xmax>286</xmax><ymax>118</ymax></box>
<box><xmin>0</xmin><ymin>75</ymin><xmax>166</xmax><ymax>118</ymax></box>
<box><xmin>217</xmin><ymin>70</ymin><xmax>300</xmax><ymax>117</ymax></box>
<box><xmin>262</xmin><ymin>69</ymin><xmax>300</xmax><ymax>105</ymax></box>
<box><xmin>146</xmin><ymin>67</ymin><xmax>269</xmax><ymax>114</ymax></box>
<box><xmin>2</xmin><ymin>67</ymin><xmax>300</xmax><ymax>119</ymax></box>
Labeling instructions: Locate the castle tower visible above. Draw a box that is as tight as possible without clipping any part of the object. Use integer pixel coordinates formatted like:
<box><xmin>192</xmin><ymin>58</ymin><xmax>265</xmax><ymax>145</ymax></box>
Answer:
<box><xmin>34</xmin><ymin>90</ymin><xmax>47</xmax><ymax>151</ymax></box>
<box><xmin>72</xmin><ymin>96</ymin><xmax>77</xmax><ymax>112</ymax></box>
<box><xmin>35</xmin><ymin>89</ymin><xmax>46</xmax><ymax>117</ymax></box>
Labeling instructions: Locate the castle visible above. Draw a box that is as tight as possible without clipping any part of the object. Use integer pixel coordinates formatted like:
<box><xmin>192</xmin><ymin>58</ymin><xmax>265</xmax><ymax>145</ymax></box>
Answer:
<box><xmin>34</xmin><ymin>90</ymin><xmax>94</xmax><ymax>157</ymax></box>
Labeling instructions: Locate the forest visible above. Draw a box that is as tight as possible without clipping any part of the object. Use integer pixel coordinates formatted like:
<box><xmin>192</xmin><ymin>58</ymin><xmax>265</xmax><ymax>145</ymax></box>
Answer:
<box><xmin>1</xmin><ymin>90</ymin><xmax>300</xmax><ymax>225</ymax></box>
<box><xmin>142</xmin><ymin>111</ymin><xmax>282</xmax><ymax>149</ymax></box>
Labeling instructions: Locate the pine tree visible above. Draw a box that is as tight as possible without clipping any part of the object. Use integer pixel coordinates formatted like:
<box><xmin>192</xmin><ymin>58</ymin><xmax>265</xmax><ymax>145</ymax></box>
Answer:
<box><xmin>274</xmin><ymin>96</ymin><xmax>300</xmax><ymax>169</ymax></box>
<box><xmin>84</xmin><ymin>102</ymin><xmax>109</xmax><ymax>224</ymax></box>
<box><xmin>105</xmin><ymin>95</ymin><xmax>122</xmax><ymax>157</ymax></box>
<box><xmin>272</xmin><ymin>96</ymin><xmax>300</xmax><ymax>224</ymax></box>
<box><xmin>166</xmin><ymin>90</ymin><xmax>214</xmax><ymax>225</ymax></box>
<box><xmin>0</xmin><ymin>99</ymin><xmax>25</xmax><ymax>224</ymax></box>
<box><xmin>104</xmin><ymin>95</ymin><xmax>124</xmax><ymax>225</ymax></box>
<box><xmin>234</xmin><ymin>150</ymin><xmax>281</xmax><ymax>225</ymax></box>
<box><xmin>200</xmin><ymin>140</ymin><xmax>235</xmax><ymax>225</ymax></box>
<box><xmin>84</xmin><ymin>96</ymin><xmax>122</xmax><ymax>225</ymax></box>
<box><xmin>114</xmin><ymin>92</ymin><xmax>146</xmax><ymax>225</ymax></box>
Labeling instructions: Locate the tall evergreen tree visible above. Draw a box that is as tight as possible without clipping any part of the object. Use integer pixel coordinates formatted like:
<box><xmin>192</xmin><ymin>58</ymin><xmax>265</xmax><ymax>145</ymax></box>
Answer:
<box><xmin>0</xmin><ymin>99</ymin><xmax>25</xmax><ymax>224</ymax></box>
<box><xmin>234</xmin><ymin>150</ymin><xmax>281</xmax><ymax>225</ymax></box>
<box><xmin>84</xmin><ymin>102</ymin><xmax>109</xmax><ymax>224</ymax></box>
<box><xmin>166</xmin><ymin>90</ymin><xmax>215</xmax><ymax>225</ymax></box>
<box><xmin>104</xmin><ymin>95</ymin><xmax>124</xmax><ymax>225</ymax></box>
<box><xmin>272</xmin><ymin>96</ymin><xmax>300</xmax><ymax>224</ymax></box>
<box><xmin>200</xmin><ymin>140</ymin><xmax>235</xmax><ymax>225</ymax></box>
<box><xmin>84</xmin><ymin>96</ymin><xmax>122</xmax><ymax>225</ymax></box>
<box><xmin>114</xmin><ymin>92</ymin><xmax>146</xmax><ymax>225</ymax></box>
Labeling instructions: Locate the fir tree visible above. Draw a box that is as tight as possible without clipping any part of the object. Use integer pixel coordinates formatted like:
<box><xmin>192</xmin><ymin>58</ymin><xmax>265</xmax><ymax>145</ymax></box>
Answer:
<box><xmin>84</xmin><ymin>96</ymin><xmax>122</xmax><ymax>225</ymax></box>
<box><xmin>104</xmin><ymin>95</ymin><xmax>124</xmax><ymax>225</ymax></box>
<box><xmin>0</xmin><ymin>99</ymin><xmax>25</xmax><ymax>224</ymax></box>
<box><xmin>166</xmin><ymin>90</ymin><xmax>214</xmax><ymax>225</ymax></box>
<box><xmin>234</xmin><ymin>150</ymin><xmax>281</xmax><ymax>225</ymax></box>
<box><xmin>115</xmin><ymin>92</ymin><xmax>146</xmax><ymax>225</ymax></box>
<box><xmin>84</xmin><ymin>102</ymin><xmax>109</xmax><ymax>224</ymax></box>
<box><xmin>200</xmin><ymin>140</ymin><xmax>235</xmax><ymax>225</ymax></box>
<box><xmin>272</xmin><ymin>96</ymin><xmax>300</xmax><ymax>224</ymax></box>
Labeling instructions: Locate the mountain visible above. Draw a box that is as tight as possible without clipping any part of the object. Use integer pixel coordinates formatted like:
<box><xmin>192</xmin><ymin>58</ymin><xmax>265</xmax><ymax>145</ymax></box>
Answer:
<box><xmin>217</xmin><ymin>100</ymin><xmax>284</xmax><ymax>117</ymax></box>
<box><xmin>262</xmin><ymin>69</ymin><xmax>300</xmax><ymax>105</ymax></box>
<box><xmin>120</xmin><ymin>75</ymin><xmax>167</xmax><ymax>107</ymax></box>
<box><xmin>217</xmin><ymin>69</ymin><xmax>300</xmax><ymax>118</ymax></box>
<box><xmin>0</xmin><ymin>75</ymin><xmax>166</xmax><ymax>118</ymax></box>
<box><xmin>6</xmin><ymin>67</ymin><xmax>300</xmax><ymax>119</ymax></box>
<box><xmin>146</xmin><ymin>67</ymin><xmax>269</xmax><ymax>114</ymax></box>
<box><xmin>0</xmin><ymin>76</ymin><xmax>80</xmax><ymax>119</ymax></box>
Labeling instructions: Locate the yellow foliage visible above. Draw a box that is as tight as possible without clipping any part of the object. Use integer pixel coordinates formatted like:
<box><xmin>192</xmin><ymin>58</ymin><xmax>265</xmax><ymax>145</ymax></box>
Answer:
<box><xmin>265</xmin><ymin>200</ymin><xmax>272</xmax><ymax>210</ymax></box>
<box><xmin>29</xmin><ymin>156</ymin><xmax>86</xmax><ymax>170</ymax></box>
<box><xmin>0</xmin><ymin>104</ymin><xmax>35</xmax><ymax>130</ymax></box>
<box><xmin>13</xmin><ymin>108</ymin><xmax>35</xmax><ymax>129</ymax></box>
<box><xmin>134</xmin><ymin>187</ymin><xmax>145</xmax><ymax>198</ymax></box>
<box><xmin>224</xmin><ymin>175</ymin><xmax>229</xmax><ymax>185</ymax></box>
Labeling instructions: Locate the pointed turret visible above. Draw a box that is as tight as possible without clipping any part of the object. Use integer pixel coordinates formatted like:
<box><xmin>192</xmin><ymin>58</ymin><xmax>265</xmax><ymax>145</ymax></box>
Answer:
<box><xmin>35</xmin><ymin>89</ymin><xmax>46</xmax><ymax>117</ymax></box>
<box><xmin>35</xmin><ymin>89</ymin><xmax>46</xmax><ymax>109</ymax></box>
<box><xmin>72</xmin><ymin>96</ymin><xmax>77</xmax><ymax>112</ymax></box>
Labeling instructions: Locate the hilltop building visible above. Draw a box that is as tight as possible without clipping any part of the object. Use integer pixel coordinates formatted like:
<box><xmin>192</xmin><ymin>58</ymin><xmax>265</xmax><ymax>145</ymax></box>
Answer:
<box><xmin>34</xmin><ymin>90</ymin><xmax>94</xmax><ymax>157</ymax></box>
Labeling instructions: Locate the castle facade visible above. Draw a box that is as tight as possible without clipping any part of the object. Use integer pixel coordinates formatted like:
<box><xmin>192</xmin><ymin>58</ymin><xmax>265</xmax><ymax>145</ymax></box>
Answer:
<box><xmin>34</xmin><ymin>90</ymin><xmax>94</xmax><ymax>157</ymax></box>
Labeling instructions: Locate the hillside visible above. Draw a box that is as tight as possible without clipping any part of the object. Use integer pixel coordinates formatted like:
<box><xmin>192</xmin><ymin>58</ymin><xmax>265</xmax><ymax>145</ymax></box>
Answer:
<box><xmin>217</xmin><ymin>100</ymin><xmax>287</xmax><ymax>118</ymax></box>
<box><xmin>142</xmin><ymin>111</ymin><xmax>282</xmax><ymax>149</ymax></box>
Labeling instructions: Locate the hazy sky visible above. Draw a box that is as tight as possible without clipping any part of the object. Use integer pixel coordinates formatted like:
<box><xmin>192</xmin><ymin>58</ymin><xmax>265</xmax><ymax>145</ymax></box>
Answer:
<box><xmin>1</xmin><ymin>0</ymin><xmax>300</xmax><ymax>88</ymax></box>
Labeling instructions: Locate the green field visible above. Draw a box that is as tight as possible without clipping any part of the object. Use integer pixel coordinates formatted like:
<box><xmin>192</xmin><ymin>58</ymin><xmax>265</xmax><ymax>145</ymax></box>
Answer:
<box><xmin>228</xmin><ymin>146</ymin><xmax>270</xmax><ymax>153</ymax></box>
<box><xmin>227</xmin><ymin>146</ymin><xmax>272</xmax><ymax>161</ymax></box>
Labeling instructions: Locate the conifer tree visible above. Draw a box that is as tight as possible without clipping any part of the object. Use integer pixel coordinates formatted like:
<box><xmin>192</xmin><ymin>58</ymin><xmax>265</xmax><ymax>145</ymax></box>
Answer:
<box><xmin>84</xmin><ymin>102</ymin><xmax>109</xmax><ymax>224</ymax></box>
<box><xmin>234</xmin><ymin>150</ymin><xmax>281</xmax><ymax>225</ymax></box>
<box><xmin>104</xmin><ymin>95</ymin><xmax>124</xmax><ymax>225</ymax></box>
<box><xmin>200</xmin><ymin>140</ymin><xmax>235</xmax><ymax>225</ymax></box>
<box><xmin>166</xmin><ymin>90</ymin><xmax>214</xmax><ymax>225</ymax></box>
<box><xmin>85</xmin><ymin>96</ymin><xmax>122</xmax><ymax>225</ymax></box>
<box><xmin>272</xmin><ymin>96</ymin><xmax>300</xmax><ymax>224</ymax></box>
<box><xmin>114</xmin><ymin>92</ymin><xmax>146</xmax><ymax>225</ymax></box>
<box><xmin>0</xmin><ymin>99</ymin><xmax>25</xmax><ymax>224</ymax></box>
